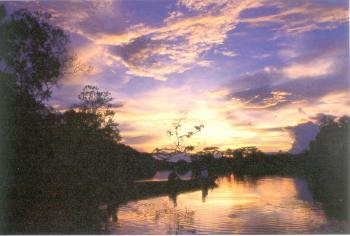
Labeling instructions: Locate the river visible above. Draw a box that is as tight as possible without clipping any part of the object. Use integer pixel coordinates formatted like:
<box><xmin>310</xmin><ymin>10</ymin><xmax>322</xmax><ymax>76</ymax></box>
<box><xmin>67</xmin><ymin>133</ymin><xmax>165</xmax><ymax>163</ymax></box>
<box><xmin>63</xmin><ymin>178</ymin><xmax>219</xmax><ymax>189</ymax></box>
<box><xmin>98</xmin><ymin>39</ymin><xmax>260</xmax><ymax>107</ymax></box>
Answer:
<box><xmin>102</xmin><ymin>171</ymin><xmax>345</xmax><ymax>234</ymax></box>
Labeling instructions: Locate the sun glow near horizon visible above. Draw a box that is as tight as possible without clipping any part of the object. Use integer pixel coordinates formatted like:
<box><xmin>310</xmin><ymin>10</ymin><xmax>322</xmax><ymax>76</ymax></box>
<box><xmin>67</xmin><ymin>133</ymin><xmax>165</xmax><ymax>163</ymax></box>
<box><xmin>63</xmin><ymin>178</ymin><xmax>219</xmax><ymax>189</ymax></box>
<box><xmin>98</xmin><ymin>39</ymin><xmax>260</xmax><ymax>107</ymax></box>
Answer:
<box><xmin>9</xmin><ymin>0</ymin><xmax>348</xmax><ymax>154</ymax></box>
<box><xmin>116</xmin><ymin>91</ymin><xmax>294</xmax><ymax>153</ymax></box>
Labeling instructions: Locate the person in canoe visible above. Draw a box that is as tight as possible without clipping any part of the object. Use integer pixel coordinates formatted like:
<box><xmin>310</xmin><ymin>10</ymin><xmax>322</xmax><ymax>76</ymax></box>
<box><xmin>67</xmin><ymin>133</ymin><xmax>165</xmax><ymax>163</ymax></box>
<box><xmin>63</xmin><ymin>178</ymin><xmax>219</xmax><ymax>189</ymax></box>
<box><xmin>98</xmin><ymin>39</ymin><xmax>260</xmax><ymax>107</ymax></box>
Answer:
<box><xmin>200</xmin><ymin>168</ymin><xmax>209</xmax><ymax>179</ymax></box>
<box><xmin>168</xmin><ymin>168</ymin><xmax>181</xmax><ymax>182</ymax></box>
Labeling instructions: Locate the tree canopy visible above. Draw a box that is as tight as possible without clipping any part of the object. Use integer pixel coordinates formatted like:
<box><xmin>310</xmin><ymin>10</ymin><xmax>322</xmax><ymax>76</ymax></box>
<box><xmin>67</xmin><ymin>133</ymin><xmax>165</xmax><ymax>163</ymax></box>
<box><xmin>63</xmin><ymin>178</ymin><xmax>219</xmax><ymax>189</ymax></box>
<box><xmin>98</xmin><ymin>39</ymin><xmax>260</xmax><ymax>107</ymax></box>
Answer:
<box><xmin>75</xmin><ymin>85</ymin><xmax>121</xmax><ymax>142</ymax></box>
<box><xmin>0</xmin><ymin>7</ymin><xmax>70</xmax><ymax>100</ymax></box>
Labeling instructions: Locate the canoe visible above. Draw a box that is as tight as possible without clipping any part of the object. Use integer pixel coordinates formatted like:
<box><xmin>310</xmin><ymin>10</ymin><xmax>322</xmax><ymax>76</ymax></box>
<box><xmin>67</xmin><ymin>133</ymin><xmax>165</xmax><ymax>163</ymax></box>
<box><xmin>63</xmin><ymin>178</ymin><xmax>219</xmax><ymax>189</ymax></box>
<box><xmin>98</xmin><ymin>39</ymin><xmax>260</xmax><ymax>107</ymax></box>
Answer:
<box><xmin>132</xmin><ymin>176</ymin><xmax>217</xmax><ymax>198</ymax></box>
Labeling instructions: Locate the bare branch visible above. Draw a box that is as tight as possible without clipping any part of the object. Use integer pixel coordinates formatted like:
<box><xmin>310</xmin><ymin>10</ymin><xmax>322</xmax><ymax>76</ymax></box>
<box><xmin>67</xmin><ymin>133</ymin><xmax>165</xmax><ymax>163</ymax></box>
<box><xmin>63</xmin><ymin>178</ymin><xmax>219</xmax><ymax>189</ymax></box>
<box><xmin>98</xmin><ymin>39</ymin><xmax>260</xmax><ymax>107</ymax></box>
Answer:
<box><xmin>63</xmin><ymin>54</ymin><xmax>94</xmax><ymax>75</ymax></box>
<box><xmin>153</xmin><ymin>113</ymin><xmax>204</xmax><ymax>160</ymax></box>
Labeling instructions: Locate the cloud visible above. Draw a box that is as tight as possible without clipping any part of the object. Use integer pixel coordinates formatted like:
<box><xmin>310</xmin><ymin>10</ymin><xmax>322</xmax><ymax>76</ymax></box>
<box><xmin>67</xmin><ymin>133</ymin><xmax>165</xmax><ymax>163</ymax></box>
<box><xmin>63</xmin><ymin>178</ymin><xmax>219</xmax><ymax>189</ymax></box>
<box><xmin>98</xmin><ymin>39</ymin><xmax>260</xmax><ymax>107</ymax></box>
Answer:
<box><xmin>9</xmin><ymin>0</ymin><xmax>347</xmax><ymax>82</ymax></box>
<box><xmin>259</xmin><ymin>113</ymin><xmax>336</xmax><ymax>154</ymax></box>
<box><xmin>216</xmin><ymin>26</ymin><xmax>349</xmax><ymax>110</ymax></box>
<box><xmin>123</xmin><ymin>135</ymin><xmax>157</xmax><ymax>145</ymax></box>
<box><xmin>252</xmin><ymin>53</ymin><xmax>271</xmax><ymax>59</ymax></box>
<box><xmin>215</xmin><ymin>69</ymin><xmax>293</xmax><ymax>109</ymax></box>
<box><xmin>87</xmin><ymin>0</ymin><xmax>263</xmax><ymax>80</ymax></box>
<box><xmin>107</xmin><ymin>36</ymin><xmax>202</xmax><ymax>81</ymax></box>
<box><xmin>298</xmin><ymin>107</ymin><xmax>306</xmax><ymax>115</ymax></box>
<box><xmin>282</xmin><ymin>59</ymin><xmax>334</xmax><ymax>79</ymax></box>
<box><xmin>286</xmin><ymin>122</ymin><xmax>319</xmax><ymax>154</ymax></box>
<box><xmin>310</xmin><ymin>113</ymin><xmax>337</xmax><ymax>125</ymax></box>
<box><xmin>177</xmin><ymin>0</ymin><xmax>228</xmax><ymax>11</ymax></box>
<box><xmin>221</xmin><ymin>50</ymin><xmax>237</xmax><ymax>57</ymax></box>
<box><xmin>230</xmin><ymin>88</ymin><xmax>294</xmax><ymax>109</ymax></box>
<box><xmin>240</xmin><ymin>1</ymin><xmax>348</xmax><ymax>35</ymax></box>
<box><xmin>208</xmin><ymin>88</ymin><xmax>232</xmax><ymax>99</ymax></box>
<box><xmin>6</xmin><ymin>0</ymin><xmax>348</xmax><ymax>154</ymax></box>
<box><xmin>226</xmin><ymin>67</ymin><xmax>348</xmax><ymax>110</ymax></box>
<box><xmin>7</xmin><ymin>0</ymin><xmax>118</xmax><ymax>36</ymax></box>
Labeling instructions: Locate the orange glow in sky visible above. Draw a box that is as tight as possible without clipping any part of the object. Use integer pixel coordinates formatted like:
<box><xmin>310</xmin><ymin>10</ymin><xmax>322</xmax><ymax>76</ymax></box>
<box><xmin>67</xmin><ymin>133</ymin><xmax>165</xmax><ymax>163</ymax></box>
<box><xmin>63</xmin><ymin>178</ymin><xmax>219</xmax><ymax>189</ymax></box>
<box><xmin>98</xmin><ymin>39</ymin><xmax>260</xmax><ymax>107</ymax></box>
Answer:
<box><xmin>9</xmin><ymin>0</ymin><xmax>349</xmax><ymax>153</ymax></box>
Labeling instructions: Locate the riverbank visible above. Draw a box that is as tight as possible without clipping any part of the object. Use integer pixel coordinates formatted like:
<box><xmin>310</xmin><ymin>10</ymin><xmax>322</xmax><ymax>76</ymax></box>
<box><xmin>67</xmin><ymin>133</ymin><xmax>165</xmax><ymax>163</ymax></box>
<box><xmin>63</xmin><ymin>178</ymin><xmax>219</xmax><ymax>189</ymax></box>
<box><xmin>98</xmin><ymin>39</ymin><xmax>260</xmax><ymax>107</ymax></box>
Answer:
<box><xmin>3</xmin><ymin>169</ymin><xmax>348</xmax><ymax>234</ymax></box>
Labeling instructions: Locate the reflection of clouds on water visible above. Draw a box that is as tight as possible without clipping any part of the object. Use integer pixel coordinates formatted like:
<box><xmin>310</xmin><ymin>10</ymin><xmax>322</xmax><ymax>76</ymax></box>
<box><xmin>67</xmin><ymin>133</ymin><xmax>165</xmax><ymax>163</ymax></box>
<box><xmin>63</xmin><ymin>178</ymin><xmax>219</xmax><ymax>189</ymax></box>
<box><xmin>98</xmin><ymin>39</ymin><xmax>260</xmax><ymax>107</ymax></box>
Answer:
<box><xmin>293</xmin><ymin>177</ymin><xmax>314</xmax><ymax>203</ymax></box>
<box><xmin>214</xmin><ymin>176</ymin><xmax>328</xmax><ymax>234</ymax></box>
<box><xmin>152</xmin><ymin>170</ymin><xmax>171</xmax><ymax>180</ymax></box>
<box><xmin>151</xmin><ymin>170</ymin><xmax>193</xmax><ymax>181</ymax></box>
<box><xmin>115</xmin><ymin>199</ymin><xmax>196</xmax><ymax>234</ymax></box>
<box><xmin>111</xmin><ymin>175</ymin><xmax>333</xmax><ymax>234</ymax></box>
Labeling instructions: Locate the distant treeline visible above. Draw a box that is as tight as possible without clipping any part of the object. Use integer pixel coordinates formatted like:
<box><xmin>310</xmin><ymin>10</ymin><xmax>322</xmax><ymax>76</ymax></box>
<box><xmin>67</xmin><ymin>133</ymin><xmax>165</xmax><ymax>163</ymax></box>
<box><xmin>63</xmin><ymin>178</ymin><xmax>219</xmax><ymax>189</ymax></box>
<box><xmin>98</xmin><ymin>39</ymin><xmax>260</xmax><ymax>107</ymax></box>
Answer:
<box><xmin>175</xmin><ymin>116</ymin><xmax>349</xmax><ymax>221</ymax></box>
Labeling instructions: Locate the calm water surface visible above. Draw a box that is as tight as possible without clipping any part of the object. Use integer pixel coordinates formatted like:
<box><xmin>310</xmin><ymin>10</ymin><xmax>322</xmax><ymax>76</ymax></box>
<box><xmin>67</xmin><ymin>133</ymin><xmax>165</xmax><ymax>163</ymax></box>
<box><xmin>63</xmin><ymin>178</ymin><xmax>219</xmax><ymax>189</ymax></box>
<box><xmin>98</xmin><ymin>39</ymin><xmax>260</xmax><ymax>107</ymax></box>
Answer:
<box><xmin>105</xmin><ymin>173</ymin><xmax>337</xmax><ymax>234</ymax></box>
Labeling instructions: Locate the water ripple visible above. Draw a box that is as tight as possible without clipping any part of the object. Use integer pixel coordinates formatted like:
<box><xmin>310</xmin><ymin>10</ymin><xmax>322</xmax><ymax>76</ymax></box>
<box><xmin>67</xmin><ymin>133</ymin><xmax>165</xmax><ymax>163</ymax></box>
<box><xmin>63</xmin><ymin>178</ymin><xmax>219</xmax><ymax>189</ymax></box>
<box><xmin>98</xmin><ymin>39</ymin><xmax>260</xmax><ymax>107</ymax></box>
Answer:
<box><xmin>108</xmin><ymin>175</ymin><xmax>338</xmax><ymax>234</ymax></box>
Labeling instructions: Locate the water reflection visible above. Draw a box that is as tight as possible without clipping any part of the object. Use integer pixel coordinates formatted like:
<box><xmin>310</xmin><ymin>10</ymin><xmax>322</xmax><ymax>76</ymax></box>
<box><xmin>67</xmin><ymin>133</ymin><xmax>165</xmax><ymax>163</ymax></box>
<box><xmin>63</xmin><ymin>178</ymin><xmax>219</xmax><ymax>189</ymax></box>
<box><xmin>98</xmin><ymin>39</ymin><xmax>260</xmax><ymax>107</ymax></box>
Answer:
<box><xmin>140</xmin><ymin>170</ymin><xmax>193</xmax><ymax>182</ymax></box>
<box><xmin>105</xmin><ymin>174</ymin><xmax>339</xmax><ymax>234</ymax></box>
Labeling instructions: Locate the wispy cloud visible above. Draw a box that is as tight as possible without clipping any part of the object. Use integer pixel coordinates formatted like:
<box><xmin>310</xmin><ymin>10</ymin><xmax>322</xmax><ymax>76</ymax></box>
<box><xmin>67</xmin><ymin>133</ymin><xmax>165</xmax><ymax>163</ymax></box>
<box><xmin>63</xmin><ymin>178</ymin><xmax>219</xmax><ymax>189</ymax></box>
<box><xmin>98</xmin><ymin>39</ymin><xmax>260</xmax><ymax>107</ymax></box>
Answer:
<box><xmin>4</xmin><ymin>0</ymin><xmax>349</xmax><ymax>153</ymax></box>
<box><xmin>240</xmin><ymin>1</ymin><xmax>348</xmax><ymax>35</ymax></box>
<box><xmin>221</xmin><ymin>63</ymin><xmax>348</xmax><ymax>110</ymax></box>
<box><xmin>282</xmin><ymin>58</ymin><xmax>334</xmax><ymax>79</ymax></box>
<box><xmin>87</xmin><ymin>0</ymin><xmax>263</xmax><ymax>80</ymax></box>
<box><xmin>13</xmin><ymin>0</ymin><xmax>347</xmax><ymax>82</ymax></box>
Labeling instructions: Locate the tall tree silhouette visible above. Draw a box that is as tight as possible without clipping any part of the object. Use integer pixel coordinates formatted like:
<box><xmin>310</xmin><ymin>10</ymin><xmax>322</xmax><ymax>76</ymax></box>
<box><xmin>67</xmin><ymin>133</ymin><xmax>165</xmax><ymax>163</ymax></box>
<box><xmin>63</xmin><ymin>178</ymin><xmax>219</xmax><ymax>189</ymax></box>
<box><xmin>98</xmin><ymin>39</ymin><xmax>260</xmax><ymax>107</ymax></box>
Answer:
<box><xmin>75</xmin><ymin>85</ymin><xmax>121</xmax><ymax>142</ymax></box>
<box><xmin>0</xmin><ymin>7</ymin><xmax>71</xmax><ymax>100</ymax></box>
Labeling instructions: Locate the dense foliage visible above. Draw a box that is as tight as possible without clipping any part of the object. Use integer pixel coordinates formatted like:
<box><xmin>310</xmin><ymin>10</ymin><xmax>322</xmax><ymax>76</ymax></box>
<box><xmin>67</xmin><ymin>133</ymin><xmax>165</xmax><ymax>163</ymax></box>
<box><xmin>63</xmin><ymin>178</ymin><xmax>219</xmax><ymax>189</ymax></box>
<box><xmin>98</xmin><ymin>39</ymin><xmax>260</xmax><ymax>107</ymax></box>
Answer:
<box><xmin>0</xmin><ymin>6</ymin><xmax>70</xmax><ymax>100</ymax></box>
<box><xmin>305</xmin><ymin>116</ymin><xmax>349</xmax><ymax>220</ymax></box>
<box><xmin>0</xmin><ymin>7</ymin><xmax>156</xmax><ymax>233</ymax></box>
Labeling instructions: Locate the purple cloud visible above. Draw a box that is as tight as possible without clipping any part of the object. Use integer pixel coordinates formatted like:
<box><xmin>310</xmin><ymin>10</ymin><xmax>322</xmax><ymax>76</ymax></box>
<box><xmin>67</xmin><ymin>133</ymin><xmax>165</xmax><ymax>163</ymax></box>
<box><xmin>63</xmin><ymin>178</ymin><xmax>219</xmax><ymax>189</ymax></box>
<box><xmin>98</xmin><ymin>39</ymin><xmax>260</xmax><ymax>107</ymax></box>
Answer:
<box><xmin>286</xmin><ymin>122</ymin><xmax>320</xmax><ymax>154</ymax></box>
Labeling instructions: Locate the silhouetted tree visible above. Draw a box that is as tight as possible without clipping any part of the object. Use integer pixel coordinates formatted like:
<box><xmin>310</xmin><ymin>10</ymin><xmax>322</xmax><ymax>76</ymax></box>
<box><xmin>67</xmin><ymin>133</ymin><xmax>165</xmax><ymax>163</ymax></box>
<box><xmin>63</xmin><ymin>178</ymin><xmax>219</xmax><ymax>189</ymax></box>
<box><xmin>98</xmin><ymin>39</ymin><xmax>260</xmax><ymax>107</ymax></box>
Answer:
<box><xmin>227</xmin><ymin>146</ymin><xmax>263</xmax><ymax>159</ymax></box>
<box><xmin>305</xmin><ymin>115</ymin><xmax>349</xmax><ymax>220</ymax></box>
<box><xmin>195</xmin><ymin>146</ymin><xmax>223</xmax><ymax>159</ymax></box>
<box><xmin>0</xmin><ymin>6</ymin><xmax>155</xmax><ymax>233</ymax></box>
<box><xmin>75</xmin><ymin>85</ymin><xmax>121</xmax><ymax>142</ymax></box>
<box><xmin>153</xmin><ymin>114</ymin><xmax>204</xmax><ymax>160</ymax></box>
<box><xmin>0</xmin><ymin>7</ymin><xmax>71</xmax><ymax>100</ymax></box>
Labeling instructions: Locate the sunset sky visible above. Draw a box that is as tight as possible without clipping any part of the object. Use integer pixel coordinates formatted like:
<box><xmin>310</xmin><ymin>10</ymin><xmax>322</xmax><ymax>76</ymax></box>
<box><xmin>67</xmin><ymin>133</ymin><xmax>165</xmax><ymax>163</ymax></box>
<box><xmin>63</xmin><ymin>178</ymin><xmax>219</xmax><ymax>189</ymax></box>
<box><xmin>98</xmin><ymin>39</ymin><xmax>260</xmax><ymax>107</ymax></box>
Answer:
<box><xmin>6</xmin><ymin>0</ymin><xmax>349</xmax><ymax>153</ymax></box>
